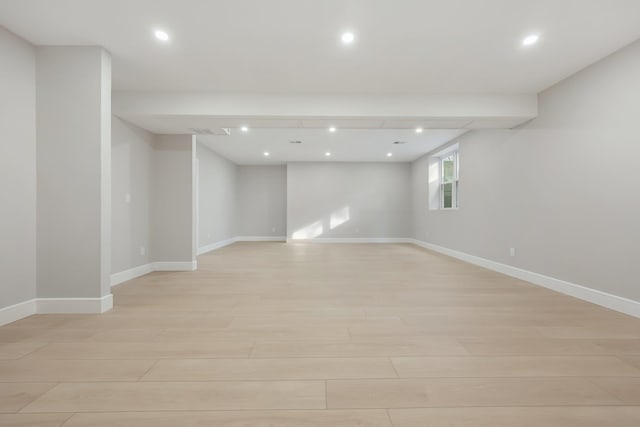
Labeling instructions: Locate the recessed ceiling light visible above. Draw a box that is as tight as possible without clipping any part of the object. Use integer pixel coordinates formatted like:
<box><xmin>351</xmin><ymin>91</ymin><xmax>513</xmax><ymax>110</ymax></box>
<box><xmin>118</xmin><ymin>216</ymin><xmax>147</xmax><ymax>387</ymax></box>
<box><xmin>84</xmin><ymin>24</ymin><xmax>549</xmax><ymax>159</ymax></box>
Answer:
<box><xmin>154</xmin><ymin>30</ymin><xmax>170</xmax><ymax>42</ymax></box>
<box><xmin>325</xmin><ymin>151</ymin><xmax>332</xmax><ymax>157</ymax></box>
<box><xmin>387</xmin><ymin>152</ymin><xmax>393</xmax><ymax>157</ymax></box>
<box><xmin>415</xmin><ymin>127</ymin><xmax>423</xmax><ymax>134</ymax></box>
<box><xmin>522</xmin><ymin>34</ymin><xmax>539</xmax><ymax>47</ymax></box>
<box><xmin>240</xmin><ymin>126</ymin><xmax>249</xmax><ymax>132</ymax></box>
<box><xmin>263</xmin><ymin>152</ymin><xmax>270</xmax><ymax>157</ymax></box>
<box><xmin>329</xmin><ymin>126</ymin><xmax>337</xmax><ymax>133</ymax></box>
<box><xmin>341</xmin><ymin>32</ymin><xmax>355</xmax><ymax>45</ymax></box>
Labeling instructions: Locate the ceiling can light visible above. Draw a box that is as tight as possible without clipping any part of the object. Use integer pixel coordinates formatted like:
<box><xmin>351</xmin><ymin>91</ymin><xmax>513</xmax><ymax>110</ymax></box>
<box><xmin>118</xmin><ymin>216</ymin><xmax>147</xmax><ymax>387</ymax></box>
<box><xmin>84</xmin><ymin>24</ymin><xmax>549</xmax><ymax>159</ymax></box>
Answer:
<box><xmin>522</xmin><ymin>34</ymin><xmax>539</xmax><ymax>47</ymax></box>
<box><xmin>341</xmin><ymin>32</ymin><xmax>355</xmax><ymax>45</ymax></box>
<box><xmin>329</xmin><ymin>126</ymin><xmax>337</xmax><ymax>133</ymax></box>
<box><xmin>240</xmin><ymin>126</ymin><xmax>249</xmax><ymax>132</ymax></box>
<box><xmin>387</xmin><ymin>152</ymin><xmax>393</xmax><ymax>157</ymax></box>
<box><xmin>263</xmin><ymin>152</ymin><xmax>270</xmax><ymax>157</ymax></box>
<box><xmin>154</xmin><ymin>30</ymin><xmax>170</xmax><ymax>42</ymax></box>
<box><xmin>325</xmin><ymin>151</ymin><xmax>332</xmax><ymax>157</ymax></box>
<box><xmin>415</xmin><ymin>127</ymin><xmax>424</xmax><ymax>134</ymax></box>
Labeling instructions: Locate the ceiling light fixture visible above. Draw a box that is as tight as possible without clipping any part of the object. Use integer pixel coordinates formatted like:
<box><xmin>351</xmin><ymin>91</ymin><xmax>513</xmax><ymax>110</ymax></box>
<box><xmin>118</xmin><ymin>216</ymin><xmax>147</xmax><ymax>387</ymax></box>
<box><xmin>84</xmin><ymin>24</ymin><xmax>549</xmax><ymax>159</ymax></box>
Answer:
<box><xmin>415</xmin><ymin>127</ymin><xmax>423</xmax><ymax>134</ymax></box>
<box><xmin>240</xmin><ymin>126</ymin><xmax>249</xmax><ymax>132</ymax></box>
<box><xmin>522</xmin><ymin>34</ymin><xmax>539</xmax><ymax>47</ymax></box>
<box><xmin>387</xmin><ymin>152</ymin><xmax>393</xmax><ymax>157</ymax></box>
<box><xmin>154</xmin><ymin>30</ymin><xmax>170</xmax><ymax>42</ymax></box>
<box><xmin>325</xmin><ymin>151</ymin><xmax>332</xmax><ymax>157</ymax></box>
<box><xmin>263</xmin><ymin>152</ymin><xmax>270</xmax><ymax>157</ymax></box>
<box><xmin>341</xmin><ymin>32</ymin><xmax>355</xmax><ymax>45</ymax></box>
<box><xmin>329</xmin><ymin>126</ymin><xmax>337</xmax><ymax>133</ymax></box>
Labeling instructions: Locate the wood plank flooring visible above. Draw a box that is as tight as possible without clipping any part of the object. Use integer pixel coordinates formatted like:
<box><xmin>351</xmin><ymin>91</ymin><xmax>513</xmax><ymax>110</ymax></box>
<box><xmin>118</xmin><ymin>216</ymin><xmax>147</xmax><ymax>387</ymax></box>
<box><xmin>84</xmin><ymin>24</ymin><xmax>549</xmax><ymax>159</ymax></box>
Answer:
<box><xmin>1</xmin><ymin>242</ymin><xmax>640</xmax><ymax>426</ymax></box>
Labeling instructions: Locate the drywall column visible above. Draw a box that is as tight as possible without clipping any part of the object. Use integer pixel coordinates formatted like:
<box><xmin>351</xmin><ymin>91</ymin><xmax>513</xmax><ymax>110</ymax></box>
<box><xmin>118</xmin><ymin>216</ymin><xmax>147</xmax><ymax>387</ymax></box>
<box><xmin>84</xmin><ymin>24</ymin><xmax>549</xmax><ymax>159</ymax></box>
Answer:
<box><xmin>151</xmin><ymin>135</ymin><xmax>196</xmax><ymax>270</ymax></box>
<box><xmin>0</xmin><ymin>27</ymin><xmax>36</xmax><ymax>318</ymax></box>
<box><xmin>36</xmin><ymin>47</ymin><xmax>112</xmax><ymax>312</ymax></box>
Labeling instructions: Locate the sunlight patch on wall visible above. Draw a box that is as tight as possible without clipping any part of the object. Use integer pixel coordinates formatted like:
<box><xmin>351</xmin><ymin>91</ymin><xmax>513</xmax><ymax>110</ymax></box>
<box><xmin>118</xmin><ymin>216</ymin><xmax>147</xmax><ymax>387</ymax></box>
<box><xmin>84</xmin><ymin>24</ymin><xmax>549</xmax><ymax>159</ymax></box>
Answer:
<box><xmin>291</xmin><ymin>220</ymin><xmax>324</xmax><ymax>239</ymax></box>
<box><xmin>330</xmin><ymin>206</ymin><xmax>350</xmax><ymax>229</ymax></box>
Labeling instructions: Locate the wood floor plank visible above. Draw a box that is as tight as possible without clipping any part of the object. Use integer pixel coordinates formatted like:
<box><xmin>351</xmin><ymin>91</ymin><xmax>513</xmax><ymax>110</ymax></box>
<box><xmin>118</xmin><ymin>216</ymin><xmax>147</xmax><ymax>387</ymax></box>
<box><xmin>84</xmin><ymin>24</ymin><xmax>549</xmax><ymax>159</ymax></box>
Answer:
<box><xmin>388</xmin><ymin>407</ymin><xmax>640</xmax><ymax>427</ymax></box>
<box><xmin>24</xmin><ymin>341</ymin><xmax>253</xmax><ymax>359</ymax></box>
<box><xmin>21</xmin><ymin>381</ymin><xmax>326</xmax><ymax>413</ymax></box>
<box><xmin>326</xmin><ymin>378</ymin><xmax>623</xmax><ymax>408</ymax></box>
<box><xmin>0</xmin><ymin>413</ymin><xmax>72</xmax><ymax>427</ymax></box>
<box><xmin>142</xmin><ymin>357</ymin><xmax>397</xmax><ymax>381</ymax></box>
<box><xmin>0</xmin><ymin>383</ymin><xmax>56</xmax><ymax>413</ymax></box>
<box><xmin>63</xmin><ymin>410</ymin><xmax>392</xmax><ymax>426</ymax></box>
<box><xmin>391</xmin><ymin>355</ymin><xmax>640</xmax><ymax>378</ymax></box>
<box><xmin>0</xmin><ymin>359</ymin><xmax>155</xmax><ymax>382</ymax></box>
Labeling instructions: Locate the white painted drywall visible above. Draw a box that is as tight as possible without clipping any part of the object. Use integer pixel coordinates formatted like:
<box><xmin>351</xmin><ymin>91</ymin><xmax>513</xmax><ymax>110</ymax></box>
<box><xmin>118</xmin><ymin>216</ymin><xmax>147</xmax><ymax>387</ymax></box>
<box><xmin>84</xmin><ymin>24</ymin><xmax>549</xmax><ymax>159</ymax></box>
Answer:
<box><xmin>111</xmin><ymin>117</ymin><xmax>154</xmax><ymax>273</ymax></box>
<box><xmin>36</xmin><ymin>46</ymin><xmax>111</xmax><ymax>299</ymax></box>
<box><xmin>287</xmin><ymin>162</ymin><xmax>411</xmax><ymax>240</ymax></box>
<box><xmin>0</xmin><ymin>27</ymin><xmax>36</xmax><ymax>309</ymax></box>
<box><xmin>237</xmin><ymin>166</ymin><xmax>287</xmax><ymax>237</ymax></box>
<box><xmin>196</xmin><ymin>142</ymin><xmax>237</xmax><ymax>247</ymax></box>
<box><xmin>412</xmin><ymin>38</ymin><xmax>640</xmax><ymax>302</ymax></box>
<box><xmin>151</xmin><ymin>135</ymin><xmax>194</xmax><ymax>263</ymax></box>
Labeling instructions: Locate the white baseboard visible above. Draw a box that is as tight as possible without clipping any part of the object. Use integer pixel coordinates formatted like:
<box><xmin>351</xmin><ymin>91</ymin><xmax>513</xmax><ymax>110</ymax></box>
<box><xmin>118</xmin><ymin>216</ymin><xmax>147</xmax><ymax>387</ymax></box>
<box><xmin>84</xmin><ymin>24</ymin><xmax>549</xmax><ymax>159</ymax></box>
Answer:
<box><xmin>0</xmin><ymin>299</ymin><xmax>37</xmax><ymax>326</ymax></box>
<box><xmin>286</xmin><ymin>237</ymin><xmax>411</xmax><ymax>244</ymax></box>
<box><xmin>37</xmin><ymin>294</ymin><xmax>113</xmax><ymax>314</ymax></box>
<box><xmin>410</xmin><ymin>239</ymin><xmax>640</xmax><ymax>319</ymax></box>
<box><xmin>152</xmin><ymin>261</ymin><xmax>197</xmax><ymax>271</ymax></box>
<box><xmin>110</xmin><ymin>263</ymin><xmax>153</xmax><ymax>287</ymax></box>
<box><xmin>197</xmin><ymin>238</ymin><xmax>236</xmax><ymax>255</ymax></box>
<box><xmin>235</xmin><ymin>236</ymin><xmax>286</xmax><ymax>242</ymax></box>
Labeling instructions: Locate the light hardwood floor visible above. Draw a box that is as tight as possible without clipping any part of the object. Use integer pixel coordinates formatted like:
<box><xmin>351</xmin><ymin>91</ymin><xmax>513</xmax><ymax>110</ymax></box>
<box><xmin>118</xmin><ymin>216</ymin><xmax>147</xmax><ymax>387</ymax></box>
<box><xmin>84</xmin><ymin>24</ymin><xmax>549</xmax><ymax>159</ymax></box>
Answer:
<box><xmin>1</xmin><ymin>242</ymin><xmax>640</xmax><ymax>426</ymax></box>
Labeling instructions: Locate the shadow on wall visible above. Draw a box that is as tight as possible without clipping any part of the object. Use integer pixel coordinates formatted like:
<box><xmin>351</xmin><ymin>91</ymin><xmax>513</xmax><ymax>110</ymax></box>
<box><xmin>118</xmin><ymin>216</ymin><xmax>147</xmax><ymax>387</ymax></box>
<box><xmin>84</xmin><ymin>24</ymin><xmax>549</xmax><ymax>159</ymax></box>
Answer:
<box><xmin>291</xmin><ymin>206</ymin><xmax>350</xmax><ymax>239</ymax></box>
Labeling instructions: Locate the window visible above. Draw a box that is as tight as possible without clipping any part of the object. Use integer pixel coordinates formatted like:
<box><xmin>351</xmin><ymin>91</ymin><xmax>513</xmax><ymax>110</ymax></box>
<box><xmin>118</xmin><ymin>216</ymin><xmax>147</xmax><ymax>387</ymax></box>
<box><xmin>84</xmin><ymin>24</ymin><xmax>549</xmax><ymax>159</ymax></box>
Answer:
<box><xmin>428</xmin><ymin>144</ymin><xmax>459</xmax><ymax>210</ymax></box>
<box><xmin>440</xmin><ymin>151</ymin><xmax>459</xmax><ymax>209</ymax></box>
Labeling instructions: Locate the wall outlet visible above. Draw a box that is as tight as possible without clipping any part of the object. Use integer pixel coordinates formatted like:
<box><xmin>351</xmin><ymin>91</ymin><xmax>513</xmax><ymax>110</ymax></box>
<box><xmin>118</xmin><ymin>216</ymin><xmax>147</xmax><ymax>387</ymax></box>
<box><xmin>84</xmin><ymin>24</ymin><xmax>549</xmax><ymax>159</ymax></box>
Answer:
<box><xmin>271</xmin><ymin>227</ymin><xmax>276</xmax><ymax>233</ymax></box>
<box><xmin>207</xmin><ymin>232</ymin><xmax>211</xmax><ymax>238</ymax></box>
<box><xmin>140</xmin><ymin>246</ymin><xmax>145</xmax><ymax>256</ymax></box>
<box><xmin>125</xmin><ymin>193</ymin><xmax>131</xmax><ymax>204</ymax></box>
<box><xmin>509</xmin><ymin>247</ymin><xmax>516</xmax><ymax>257</ymax></box>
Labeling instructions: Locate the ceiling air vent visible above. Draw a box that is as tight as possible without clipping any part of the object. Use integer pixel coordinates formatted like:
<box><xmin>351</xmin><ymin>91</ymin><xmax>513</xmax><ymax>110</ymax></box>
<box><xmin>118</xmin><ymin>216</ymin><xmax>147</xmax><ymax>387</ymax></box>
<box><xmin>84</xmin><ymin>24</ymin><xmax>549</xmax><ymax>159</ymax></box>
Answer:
<box><xmin>289</xmin><ymin>140</ymin><xmax>302</xmax><ymax>144</ymax></box>
<box><xmin>393</xmin><ymin>141</ymin><xmax>408</xmax><ymax>145</ymax></box>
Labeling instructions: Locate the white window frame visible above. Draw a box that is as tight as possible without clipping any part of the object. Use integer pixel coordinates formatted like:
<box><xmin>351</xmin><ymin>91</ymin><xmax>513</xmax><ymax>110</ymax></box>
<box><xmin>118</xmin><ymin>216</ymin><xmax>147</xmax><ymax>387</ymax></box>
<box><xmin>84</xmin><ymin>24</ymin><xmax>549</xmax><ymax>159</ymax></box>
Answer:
<box><xmin>428</xmin><ymin>144</ymin><xmax>459</xmax><ymax>211</ymax></box>
<box><xmin>439</xmin><ymin>150</ymin><xmax>459</xmax><ymax>210</ymax></box>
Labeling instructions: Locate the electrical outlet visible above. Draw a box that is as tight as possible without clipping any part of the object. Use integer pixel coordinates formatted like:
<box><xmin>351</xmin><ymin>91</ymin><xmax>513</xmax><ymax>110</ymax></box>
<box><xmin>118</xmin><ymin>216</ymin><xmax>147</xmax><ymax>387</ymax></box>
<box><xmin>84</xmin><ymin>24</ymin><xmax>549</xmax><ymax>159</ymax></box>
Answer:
<box><xmin>140</xmin><ymin>246</ymin><xmax>145</xmax><ymax>256</ymax></box>
<box><xmin>271</xmin><ymin>227</ymin><xmax>276</xmax><ymax>233</ymax></box>
<box><xmin>509</xmin><ymin>247</ymin><xmax>516</xmax><ymax>257</ymax></box>
<box><xmin>125</xmin><ymin>193</ymin><xmax>131</xmax><ymax>203</ymax></box>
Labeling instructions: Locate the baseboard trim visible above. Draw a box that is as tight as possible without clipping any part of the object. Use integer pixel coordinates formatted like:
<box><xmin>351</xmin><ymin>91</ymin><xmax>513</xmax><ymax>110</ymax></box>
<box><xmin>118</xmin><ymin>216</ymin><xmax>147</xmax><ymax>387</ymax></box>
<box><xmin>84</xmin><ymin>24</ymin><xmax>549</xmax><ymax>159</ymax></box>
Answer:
<box><xmin>410</xmin><ymin>239</ymin><xmax>640</xmax><ymax>318</ymax></box>
<box><xmin>235</xmin><ymin>236</ymin><xmax>286</xmax><ymax>242</ymax></box>
<box><xmin>287</xmin><ymin>237</ymin><xmax>411</xmax><ymax>244</ymax></box>
<box><xmin>110</xmin><ymin>263</ymin><xmax>153</xmax><ymax>287</ymax></box>
<box><xmin>0</xmin><ymin>299</ymin><xmax>37</xmax><ymax>326</ymax></box>
<box><xmin>197</xmin><ymin>238</ymin><xmax>236</xmax><ymax>255</ymax></box>
<box><xmin>37</xmin><ymin>294</ymin><xmax>113</xmax><ymax>314</ymax></box>
<box><xmin>152</xmin><ymin>261</ymin><xmax>197</xmax><ymax>272</ymax></box>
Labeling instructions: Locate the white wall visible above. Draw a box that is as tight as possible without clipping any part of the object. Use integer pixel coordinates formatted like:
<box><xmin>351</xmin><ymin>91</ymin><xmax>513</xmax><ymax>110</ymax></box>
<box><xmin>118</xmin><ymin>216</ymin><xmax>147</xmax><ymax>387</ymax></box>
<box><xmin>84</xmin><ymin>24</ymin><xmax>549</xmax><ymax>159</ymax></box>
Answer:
<box><xmin>111</xmin><ymin>117</ymin><xmax>154</xmax><ymax>274</ymax></box>
<box><xmin>36</xmin><ymin>46</ymin><xmax>111</xmax><ymax>299</ymax></box>
<box><xmin>237</xmin><ymin>166</ymin><xmax>287</xmax><ymax>238</ymax></box>
<box><xmin>412</xmin><ymin>39</ymin><xmax>640</xmax><ymax>302</ymax></box>
<box><xmin>197</xmin><ymin>142</ymin><xmax>237</xmax><ymax>248</ymax></box>
<box><xmin>0</xmin><ymin>27</ymin><xmax>36</xmax><ymax>310</ymax></box>
<box><xmin>151</xmin><ymin>135</ymin><xmax>194</xmax><ymax>263</ymax></box>
<box><xmin>287</xmin><ymin>162</ymin><xmax>411</xmax><ymax>240</ymax></box>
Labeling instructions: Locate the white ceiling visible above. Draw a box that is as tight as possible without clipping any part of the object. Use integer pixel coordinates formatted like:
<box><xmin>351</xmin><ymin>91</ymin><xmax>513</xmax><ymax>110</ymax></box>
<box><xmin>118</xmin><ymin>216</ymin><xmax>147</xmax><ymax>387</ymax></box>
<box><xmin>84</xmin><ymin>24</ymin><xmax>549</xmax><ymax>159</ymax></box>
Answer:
<box><xmin>1</xmin><ymin>0</ymin><xmax>640</xmax><ymax>94</ymax></box>
<box><xmin>197</xmin><ymin>128</ymin><xmax>467</xmax><ymax>165</ymax></box>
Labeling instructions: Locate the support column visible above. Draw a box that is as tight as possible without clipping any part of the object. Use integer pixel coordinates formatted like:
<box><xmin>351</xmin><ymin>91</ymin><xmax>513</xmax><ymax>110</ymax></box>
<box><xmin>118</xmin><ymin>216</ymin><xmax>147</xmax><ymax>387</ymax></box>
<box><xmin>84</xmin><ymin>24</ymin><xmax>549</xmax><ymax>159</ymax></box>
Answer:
<box><xmin>36</xmin><ymin>47</ymin><xmax>112</xmax><ymax>313</ymax></box>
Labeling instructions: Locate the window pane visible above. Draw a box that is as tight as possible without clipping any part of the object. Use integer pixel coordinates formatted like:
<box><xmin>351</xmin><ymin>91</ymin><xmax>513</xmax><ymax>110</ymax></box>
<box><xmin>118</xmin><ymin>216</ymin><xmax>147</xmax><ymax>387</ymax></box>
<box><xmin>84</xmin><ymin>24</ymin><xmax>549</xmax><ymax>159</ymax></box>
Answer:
<box><xmin>442</xmin><ymin>182</ymin><xmax>453</xmax><ymax>208</ymax></box>
<box><xmin>442</xmin><ymin>155</ymin><xmax>455</xmax><ymax>183</ymax></box>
